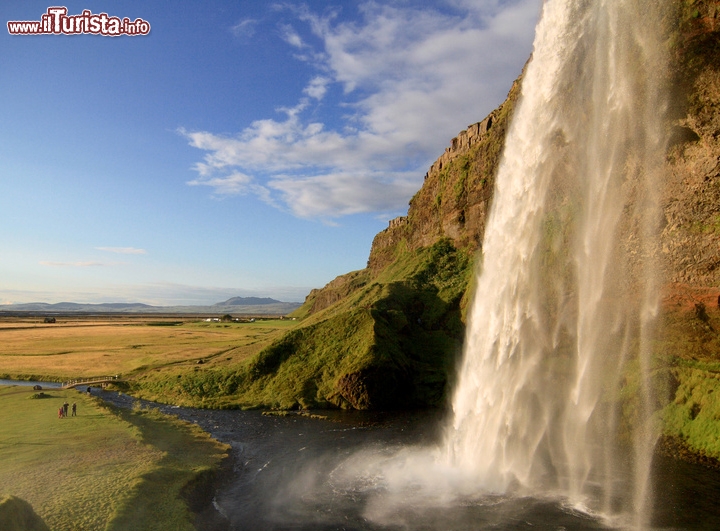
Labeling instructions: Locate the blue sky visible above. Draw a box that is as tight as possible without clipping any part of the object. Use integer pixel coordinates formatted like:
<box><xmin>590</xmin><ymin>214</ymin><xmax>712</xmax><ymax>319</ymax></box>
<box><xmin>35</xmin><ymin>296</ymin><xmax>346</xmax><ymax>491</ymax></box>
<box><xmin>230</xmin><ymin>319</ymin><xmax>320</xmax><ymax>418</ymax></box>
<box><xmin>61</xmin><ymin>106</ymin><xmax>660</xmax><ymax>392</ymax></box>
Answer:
<box><xmin>0</xmin><ymin>1</ymin><xmax>540</xmax><ymax>305</ymax></box>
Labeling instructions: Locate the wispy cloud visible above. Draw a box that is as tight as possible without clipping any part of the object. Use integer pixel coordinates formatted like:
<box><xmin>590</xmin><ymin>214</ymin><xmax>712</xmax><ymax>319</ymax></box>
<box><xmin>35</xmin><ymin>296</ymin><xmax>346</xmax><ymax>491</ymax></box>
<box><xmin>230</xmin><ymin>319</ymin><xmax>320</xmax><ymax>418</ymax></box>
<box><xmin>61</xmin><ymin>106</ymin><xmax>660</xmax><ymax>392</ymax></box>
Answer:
<box><xmin>96</xmin><ymin>247</ymin><xmax>147</xmax><ymax>255</ymax></box>
<box><xmin>231</xmin><ymin>18</ymin><xmax>258</xmax><ymax>40</ymax></box>
<box><xmin>40</xmin><ymin>261</ymin><xmax>106</xmax><ymax>267</ymax></box>
<box><xmin>185</xmin><ymin>0</ymin><xmax>541</xmax><ymax>220</ymax></box>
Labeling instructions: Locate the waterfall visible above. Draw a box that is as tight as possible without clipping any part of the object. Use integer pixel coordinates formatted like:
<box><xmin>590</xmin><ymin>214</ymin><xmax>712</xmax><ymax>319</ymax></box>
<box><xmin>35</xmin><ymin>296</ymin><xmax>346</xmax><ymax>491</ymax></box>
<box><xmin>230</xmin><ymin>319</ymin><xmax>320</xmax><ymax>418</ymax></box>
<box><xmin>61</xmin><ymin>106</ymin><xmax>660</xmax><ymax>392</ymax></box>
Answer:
<box><xmin>445</xmin><ymin>0</ymin><xmax>668</xmax><ymax>526</ymax></box>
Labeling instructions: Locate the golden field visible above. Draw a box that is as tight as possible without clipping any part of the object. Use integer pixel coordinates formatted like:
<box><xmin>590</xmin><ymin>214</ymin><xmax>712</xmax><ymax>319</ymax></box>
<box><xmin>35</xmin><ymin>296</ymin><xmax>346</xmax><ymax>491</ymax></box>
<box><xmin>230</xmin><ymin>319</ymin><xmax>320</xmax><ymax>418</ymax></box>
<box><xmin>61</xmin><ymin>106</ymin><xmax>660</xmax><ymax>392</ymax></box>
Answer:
<box><xmin>0</xmin><ymin>316</ymin><xmax>299</xmax><ymax>382</ymax></box>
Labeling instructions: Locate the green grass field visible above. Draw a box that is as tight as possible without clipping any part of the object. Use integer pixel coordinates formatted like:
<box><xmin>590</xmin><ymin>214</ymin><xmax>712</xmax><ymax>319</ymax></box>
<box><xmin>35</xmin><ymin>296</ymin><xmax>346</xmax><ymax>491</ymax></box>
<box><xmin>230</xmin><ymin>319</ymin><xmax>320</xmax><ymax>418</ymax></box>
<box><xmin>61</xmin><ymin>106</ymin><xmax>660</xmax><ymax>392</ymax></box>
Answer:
<box><xmin>0</xmin><ymin>384</ymin><xmax>228</xmax><ymax>531</ymax></box>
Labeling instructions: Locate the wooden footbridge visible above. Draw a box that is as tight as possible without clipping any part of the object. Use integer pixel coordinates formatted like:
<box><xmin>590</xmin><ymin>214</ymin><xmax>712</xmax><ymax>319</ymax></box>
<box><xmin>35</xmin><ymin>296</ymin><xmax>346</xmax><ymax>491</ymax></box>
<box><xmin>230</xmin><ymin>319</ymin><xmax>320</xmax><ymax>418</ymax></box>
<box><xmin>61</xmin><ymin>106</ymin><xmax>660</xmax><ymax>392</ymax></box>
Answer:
<box><xmin>61</xmin><ymin>376</ymin><xmax>124</xmax><ymax>389</ymax></box>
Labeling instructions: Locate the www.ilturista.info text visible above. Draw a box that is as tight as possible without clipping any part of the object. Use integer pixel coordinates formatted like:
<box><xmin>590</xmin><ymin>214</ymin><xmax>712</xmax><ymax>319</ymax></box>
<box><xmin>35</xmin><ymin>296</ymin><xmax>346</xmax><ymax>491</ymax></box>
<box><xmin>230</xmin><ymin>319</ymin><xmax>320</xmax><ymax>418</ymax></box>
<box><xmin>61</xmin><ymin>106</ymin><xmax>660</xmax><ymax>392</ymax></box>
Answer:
<box><xmin>7</xmin><ymin>7</ymin><xmax>150</xmax><ymax>36</ymax></box>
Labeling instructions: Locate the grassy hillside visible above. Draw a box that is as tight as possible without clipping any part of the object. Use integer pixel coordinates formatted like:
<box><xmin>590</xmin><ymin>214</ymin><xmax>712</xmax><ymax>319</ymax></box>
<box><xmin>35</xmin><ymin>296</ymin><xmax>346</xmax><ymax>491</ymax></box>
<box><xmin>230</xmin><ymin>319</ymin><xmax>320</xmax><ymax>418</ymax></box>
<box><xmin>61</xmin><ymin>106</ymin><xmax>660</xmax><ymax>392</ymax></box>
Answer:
<box><xmin>133</xmin><ymin>239</ymin><xmax>474</xmax><ymax>410</ymax></box>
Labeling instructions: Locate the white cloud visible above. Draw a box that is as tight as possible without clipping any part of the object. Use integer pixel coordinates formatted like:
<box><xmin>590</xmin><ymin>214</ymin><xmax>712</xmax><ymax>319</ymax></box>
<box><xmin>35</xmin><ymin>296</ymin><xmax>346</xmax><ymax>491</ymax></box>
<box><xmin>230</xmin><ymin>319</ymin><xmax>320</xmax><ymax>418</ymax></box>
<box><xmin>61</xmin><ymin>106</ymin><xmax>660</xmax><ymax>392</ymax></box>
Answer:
<box><xmin>279</xmin><ymin>23</ymin><xmax>305</xmax><ymax>48</ymax></box>
<box><xmin>185</xmin><ymin>0</ymin><xmax>541</xmax><ymax>220</ymax></box>
<box><xmin>303</xmin><ymin>76</ymin><xmax>330</xmax><ymax>100</ymax></box>
<box><xmin>269</xmin><ymin>171</ymin><xmax>419</xmax><ymax>219</ymax></box>
<box><xmin>96</xmin><ymin>247</ymin><xmax>147</xmax><ymax>255</ymax></box>
<box><xmin>188</xmin><ymin>171</ymin><xmax>254</xmax><ymax>194</ymax></box>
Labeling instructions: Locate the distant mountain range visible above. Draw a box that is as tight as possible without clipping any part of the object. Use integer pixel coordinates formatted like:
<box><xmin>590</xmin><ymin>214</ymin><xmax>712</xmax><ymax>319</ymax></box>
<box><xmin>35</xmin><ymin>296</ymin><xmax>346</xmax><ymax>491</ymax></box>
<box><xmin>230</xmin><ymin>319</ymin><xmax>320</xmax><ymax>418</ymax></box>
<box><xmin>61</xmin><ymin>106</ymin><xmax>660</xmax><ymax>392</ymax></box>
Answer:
<box><xmin>215</xmin><ymin>297</ymin><xmax>281</xmax><ymax>306</ymax></box>
<box><xmin>0</xmin><ymin>297</ymin><xmax>301</xmax><ymax>315</ymax></box>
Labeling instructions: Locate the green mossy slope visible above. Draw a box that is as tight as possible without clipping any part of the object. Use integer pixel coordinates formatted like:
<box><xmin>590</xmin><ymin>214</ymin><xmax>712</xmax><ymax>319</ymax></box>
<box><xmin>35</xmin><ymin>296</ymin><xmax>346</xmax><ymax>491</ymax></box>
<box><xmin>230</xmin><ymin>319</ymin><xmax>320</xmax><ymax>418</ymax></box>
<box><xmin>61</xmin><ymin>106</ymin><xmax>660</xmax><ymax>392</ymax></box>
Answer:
<box><xmin>134</xmin><ymin>240</ymin><xmax>473</xmax><ymax>410</ymax></box>
<box><xmin>656</xmin><ymin>294</ymin><xmax>720</xmax><ymax>461</ymax></box>
<box><xmin>251</xmin><ymin>239</ymin><xmax>473</xmax><ymax>410</ymax></box>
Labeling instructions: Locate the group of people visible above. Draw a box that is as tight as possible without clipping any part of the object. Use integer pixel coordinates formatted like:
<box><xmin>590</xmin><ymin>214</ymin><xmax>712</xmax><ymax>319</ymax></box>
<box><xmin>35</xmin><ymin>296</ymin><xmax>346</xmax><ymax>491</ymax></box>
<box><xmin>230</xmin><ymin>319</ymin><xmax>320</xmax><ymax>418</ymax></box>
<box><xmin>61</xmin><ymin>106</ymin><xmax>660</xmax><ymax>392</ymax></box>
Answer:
<box><xmin>57</xmin><ymin>400</ymin><xmax>76</xmax><ymax>418</ymax></box>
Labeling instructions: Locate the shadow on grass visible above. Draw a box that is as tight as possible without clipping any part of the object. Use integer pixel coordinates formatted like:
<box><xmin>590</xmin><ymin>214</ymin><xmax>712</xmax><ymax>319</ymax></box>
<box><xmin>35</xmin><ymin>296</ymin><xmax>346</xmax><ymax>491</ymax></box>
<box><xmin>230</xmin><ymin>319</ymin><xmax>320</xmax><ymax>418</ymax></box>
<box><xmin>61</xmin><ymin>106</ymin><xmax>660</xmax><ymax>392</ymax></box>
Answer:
<box><xmin>0</xmin><ymin>495</ymin><xmax>50</xmax><ymax>531</ymax></box>
<box><xmin>100</xmin><ymin>403</ymin><xmax>230</xmax><ymax>531</ymax></box>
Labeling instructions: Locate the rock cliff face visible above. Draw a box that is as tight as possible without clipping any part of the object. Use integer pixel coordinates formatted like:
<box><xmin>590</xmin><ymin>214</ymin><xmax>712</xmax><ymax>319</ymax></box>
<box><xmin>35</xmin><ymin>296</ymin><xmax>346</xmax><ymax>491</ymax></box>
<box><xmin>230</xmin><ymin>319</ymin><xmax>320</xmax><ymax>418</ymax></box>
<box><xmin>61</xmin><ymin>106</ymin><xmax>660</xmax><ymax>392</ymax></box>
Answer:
<box><xmin>312</xmin><ymin>1</ymin><xmax>720</xmax><ymax>313</ymax></box>
<box><xmin>662</xmin><ymin>3</ymin><xmax>720</xmax><ymax>291</ymax></box>
<box><xmin>293</xmin><ymin>1</ymin><xmax>720</xmax><ymax>441</ymax></box>
<box><xmin>303</xmin><ymin>270</ymin><xmax>369</xmax><ymax>316</ymax></box>
<box><xmin>654</xmin><ymin>0</ymin><xmax>720</xmax><ymax>462</ymax></box>
<box><xmin>366</xmin><ymin>73</ymin><xmax>523</xmax><ymax>274</ymax></box>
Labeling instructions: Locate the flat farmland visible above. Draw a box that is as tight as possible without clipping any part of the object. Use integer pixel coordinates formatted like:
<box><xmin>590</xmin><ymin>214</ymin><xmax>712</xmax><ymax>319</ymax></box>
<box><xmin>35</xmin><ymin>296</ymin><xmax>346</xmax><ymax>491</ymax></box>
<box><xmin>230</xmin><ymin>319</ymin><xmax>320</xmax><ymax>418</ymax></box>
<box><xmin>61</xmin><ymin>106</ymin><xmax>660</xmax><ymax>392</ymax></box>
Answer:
<box><xmin>0</xmin><ymin>316</ymin><xmax>298</xmax><ymax>381</ymax></box>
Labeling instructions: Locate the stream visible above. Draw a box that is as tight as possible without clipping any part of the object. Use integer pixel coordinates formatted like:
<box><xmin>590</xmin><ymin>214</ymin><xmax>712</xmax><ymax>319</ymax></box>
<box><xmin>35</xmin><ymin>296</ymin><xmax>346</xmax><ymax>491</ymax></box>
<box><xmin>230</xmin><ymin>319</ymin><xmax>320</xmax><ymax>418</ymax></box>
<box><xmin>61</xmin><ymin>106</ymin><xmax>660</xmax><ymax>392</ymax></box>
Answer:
<box><xmin>96</xmin><ymin>390</ymin><xmax>720</xmax><ymax>531</ymax></box>
<box><xmin>5</xmin><ymin>380</ymin><xmax>720</xmax><ymax>530</ymax></box>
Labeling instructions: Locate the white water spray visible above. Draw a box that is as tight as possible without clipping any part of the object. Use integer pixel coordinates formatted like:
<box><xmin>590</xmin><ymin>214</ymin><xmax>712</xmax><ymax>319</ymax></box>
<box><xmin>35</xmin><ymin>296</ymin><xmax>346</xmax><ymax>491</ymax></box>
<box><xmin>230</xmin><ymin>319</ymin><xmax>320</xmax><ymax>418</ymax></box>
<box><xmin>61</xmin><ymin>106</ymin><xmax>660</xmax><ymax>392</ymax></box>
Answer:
<box><xmin>445</xmin><ymin>0</ymin><xmax>668</xmax><ymax>526</ymax></box>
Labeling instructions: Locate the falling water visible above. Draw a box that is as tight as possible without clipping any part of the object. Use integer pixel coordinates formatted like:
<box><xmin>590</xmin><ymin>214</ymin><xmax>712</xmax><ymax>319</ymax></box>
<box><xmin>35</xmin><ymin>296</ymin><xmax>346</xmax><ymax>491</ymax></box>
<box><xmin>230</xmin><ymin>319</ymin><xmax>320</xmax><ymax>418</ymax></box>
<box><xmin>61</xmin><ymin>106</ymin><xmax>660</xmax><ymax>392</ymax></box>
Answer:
<box><xmin>446</xmin><ymin>0</ymin><xmax>668</xmax><ymax>527</ymax></box>
<box><xmin>201</xmin><ymin>1</ymin><xmax>674</xmax><ymax>529</ymax></box>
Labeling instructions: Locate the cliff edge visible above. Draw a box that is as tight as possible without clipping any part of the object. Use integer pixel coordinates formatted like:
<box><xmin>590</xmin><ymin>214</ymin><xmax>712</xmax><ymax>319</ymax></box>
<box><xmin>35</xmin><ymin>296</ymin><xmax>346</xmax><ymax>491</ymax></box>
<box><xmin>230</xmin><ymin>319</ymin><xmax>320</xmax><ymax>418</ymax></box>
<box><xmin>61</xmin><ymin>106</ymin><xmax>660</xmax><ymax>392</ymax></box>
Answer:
<box><xmin>133</xmin><ymin>2</ymin><xmax>720</xmax><ymax>463</ymax></box>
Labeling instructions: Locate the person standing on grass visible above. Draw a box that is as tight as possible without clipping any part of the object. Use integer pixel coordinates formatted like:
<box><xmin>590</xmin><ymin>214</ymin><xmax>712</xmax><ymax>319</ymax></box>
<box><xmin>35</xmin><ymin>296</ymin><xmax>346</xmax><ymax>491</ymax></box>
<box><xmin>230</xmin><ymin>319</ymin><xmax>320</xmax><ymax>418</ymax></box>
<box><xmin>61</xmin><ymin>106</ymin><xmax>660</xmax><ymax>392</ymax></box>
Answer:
<box><xmin>58</xmin><ymin>406</ymin><xmax>64</xmax><ymax>419</ymax></box>
<box><xmin>71</xmin><ymin>403</ymin><xmax>76</xmax><ymax>416</ymax></box>
<box><xmin>63</xmin><ymin>401</ymin><xmax>69</xmax><ymax>417</ymax></box>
